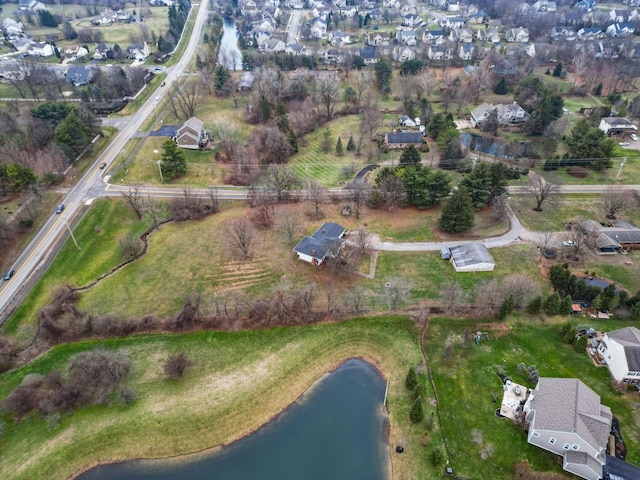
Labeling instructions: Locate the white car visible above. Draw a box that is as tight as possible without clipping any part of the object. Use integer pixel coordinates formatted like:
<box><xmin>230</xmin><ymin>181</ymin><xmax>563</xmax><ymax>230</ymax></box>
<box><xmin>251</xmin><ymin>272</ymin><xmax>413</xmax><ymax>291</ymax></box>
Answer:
<box><xmin>631</xmin><ymin>134</ymin><xmax>638</xmax><ymax>141</ymax></box>
<box><xmin>619</xmin><ymin>142</ymin><xmax>630</xmax><ymax>146</ymax></box>
<box><xmin>562</xmin><ymin>240</ymin><xmax>575</xmax><ymax>247</ymax></box>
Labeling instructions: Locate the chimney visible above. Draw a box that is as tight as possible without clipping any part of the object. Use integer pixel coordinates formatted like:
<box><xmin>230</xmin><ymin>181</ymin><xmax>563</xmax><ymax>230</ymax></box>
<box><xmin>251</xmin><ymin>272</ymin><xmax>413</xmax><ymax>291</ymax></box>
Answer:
<box><xmin>311</xmin><ymin>250</ymin><xmax>316</xmax><ymax>256</ymax></box>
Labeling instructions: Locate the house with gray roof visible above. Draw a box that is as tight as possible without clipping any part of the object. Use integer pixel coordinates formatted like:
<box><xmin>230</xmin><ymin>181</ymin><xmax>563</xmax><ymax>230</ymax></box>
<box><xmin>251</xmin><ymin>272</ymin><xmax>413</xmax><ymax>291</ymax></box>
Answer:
<box><xmin>449</xmin><ymin>243</ymin><xmax>495</xmax><ymax>272</ymax></box>
<box><xmin>175</xmin><ymin>116</ymin><xmax>209</xmax><ymax>149</ymax></box>
<box><xmin>523</xmin><ymin>378</ymin><xmax>612</xmax><ymax>480</ymax></box>
<box><xmin>293</xmin><ymin>222</ymin><xmax>346</xmax><ymax>266</ymax></box>
<box><xmin>65</xmin><ymin>66</ymin><xmax>95</xmax><ymax>86</ymax></box>
<box><xmin>384</xmin><ymin>132</ymin><xmax>423</xmax><ymax>149</ymax></box>
<box><xmin>582</xmin><ymin>219</ymin><xmax>640</xmax><ymax>254</ymax></box>
<box><xmin>470</xmin><ymin>102</ymin><xmax>528</xmax><ymax>128</ymax></box>
<box><xmin>596</xmin><ymin>326</ymin><xmax>640</xmax><ymax>383</ymax></box>
<box><xmin>599</xmin><ymin>117</ymin><xmax>638</xmax><ymax>135</ymax></box>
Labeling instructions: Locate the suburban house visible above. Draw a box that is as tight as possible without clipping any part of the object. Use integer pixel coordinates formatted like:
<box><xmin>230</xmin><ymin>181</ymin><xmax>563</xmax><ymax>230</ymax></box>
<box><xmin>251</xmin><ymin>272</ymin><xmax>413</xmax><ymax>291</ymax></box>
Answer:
<box><xmin>448</xmin><ymin>243</ymin><xmax>495</xmax><ymax>272</ymax></box>
<box><xmin>596</xmin><ymin>326</ymin><xmax>640</xmax><ymax>383</ymax></box>
<box><xmin>286</xmin><ymin>42</ymin><xmax>307</xmax><ymax>55</ymax></box>
<box><xmin>261</xmin><ymin>38</ymin><xmax>286</xmax><ymax>53</ymax></box>
<box><xmin>428</xmin><ymin>44</ymin><xmax>454</xmax><ymax>61</ymax></box>
<box><xmin>384</xmin><ymin>132</ymin><xmax>423</xmax><ymax>149</ymax></box>
<box><xmin>392</xmin><ymin>46</ymin><xmax>416</xmax><ymax>62</ymax></box>
<box><xmin>459</xmin><ymin>43</ymin><xmax>474</xmax><ymax>61</ymax></box>
<box><xmin>523</xmin><ymin>378</ymin><xmax>612</xmax><ymax>480</ymax></box>
<box><xmin>293</xmin><ymin>222</ymin><xmax>346</xmax><ymax>266</ymax></box>
<box><xmin>328</xmin><ymin>30</ymin><xmax>350</xmax><ymax>46</ymax></box>
<box><xmin>575</xmin><ymin>0</ymin><xmax>596</xmax><ymax>12</ymax></box>
<box><xmin>93</xmin><ymin>9</ymin><xmax>117</xmax><ymax>26</ymax></box>
<box><xmin>174</xmin><ymin>116</ymin><xmax>209</xmax><ymax>150</ymax></box>
<box><xmin>549</xmin><ymin>26</ymin><xmax>577</xmax><ymax>41</ymax></box>
<box><xmin>582</xmin><ymin>219</ymin><xmax>640</xmax><ymax>253</ymax></box>
<box><xmin>126</xmin><ymin>42</ymin><xmax>151</xmax><ymax>61</ymax></box>
<box><xmin>310</xmin><ymin>19</ymin><xmax>327</xmax><ymax>39</ymax></box>
<box><xmin>398</xmin><ymin>115</ymin><xmax>420</xmax><ymax>127</ymax></box>
<box><xmin>606</xmin><ymin>23</ymin><xmax>635</xmax><ymax>37</ymax></box>
<box><xmin>93</xmin><ymin>43</ymin><xmax>114</xmax><ymax>60</ymax></box>
<box><xmin>359</xmin><ymin>46</ymin><xmax>379</xmax><ymax>64</ymax></box>
<box><xmin>470</xmin><ymin>103</ymin><xmax>529</xmax><ymax>128</ymax></box>
<box><xmin>65</xmin><ymin>66</ymin><xmax>95</xmax><ymax>86</ymax></box>
<box><xmin>396</xmin><ymin>28</ymin><xmax>417</xmax><ymax>46</ymax></box>
<box><xmin>477</xmin><ymin>27</ymin><xmax>501</xmax><ymax>44</ymax></box>
<box><xmin>62</xmin><ymin>45</ymin><xmax>89</xmax><ymax>60</ymax></box>
<box><xmin>599</xmin><ymin>117</ymin><xmax>638</xmax><ymax>135</ymax></box>
<box><xmin>533</xmin><ymin>0</ymin><xmax>557</xmax><ymax>11</ymax></box>
<box><xmin>577</xmin><ymin>27</ymin><xmax>605</xmax><ymax>40</ymax></box>
<box><xmin>450</xmin><ymin>28</ymin><xmax>473</xmax><ymax>43</ymax></box>
<box><xmin>506</xmin><ymin>27</ymin><xmax>530</xmax><ymax>43</ymax></box>
<box><xmin>3</xmin><ymin>18</ymin><xmax>24</xmax><ymax>36</ymax></box>
<box><xmin>423</xmin><ymin>28</ymin><xmax>445</xmax><ymax>45</ymax></box>
<box><xmin>366</xmin><ymin>32</ymin><xmax>391</xmax><ymax>46</ymax></box>
<box><xmin>19</xmin><ymin>0</ymin><xmax>46</xmax><ymax>11</ymax></box>
<box><xmin>603</xmin><ymin>453</ymin><xmax>640</xmax><ymax>479</ymax></box>
<box><xmin>28</xmin><ymin>42</ymin><xmax>54</xmax><ymax>57</ymax></box>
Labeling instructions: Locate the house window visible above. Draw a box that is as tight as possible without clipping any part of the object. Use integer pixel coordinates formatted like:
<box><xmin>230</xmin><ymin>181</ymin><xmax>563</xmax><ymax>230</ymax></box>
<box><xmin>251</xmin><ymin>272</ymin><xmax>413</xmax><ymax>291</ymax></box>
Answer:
<box><xmin>563</xmin><ymin>443</ymin><xmax>571</xmax><ymax>450</ymax></box>
<box><xmin>572</xmin><ymin>444</ymin><xmax>580</xmax><ymax>450</ymax></box>
<box><xmin>549</xmin><ymin>438</ymin><xmax>557</xmax><ymax>445</ymax></box>
<box><xmin>532</xmin><ymin>431</ymin><xmax>540</xmax><ymax>438</ymax></box>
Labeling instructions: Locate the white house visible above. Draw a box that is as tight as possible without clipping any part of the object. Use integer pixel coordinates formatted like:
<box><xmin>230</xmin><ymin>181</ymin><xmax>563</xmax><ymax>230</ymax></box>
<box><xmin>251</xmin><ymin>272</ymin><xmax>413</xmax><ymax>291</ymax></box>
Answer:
<box><xmin>606</xmin><ymin>22</ymin><xmax>635</xmax><ymax>37</ymax></box>
<box><xmin>599</xmin><ymin>117</ymin><xmax>638</xmax><ymax>135</ymax></box>
<box><xmin>506</xmin><ymin>27</ymin><xmax>530</xmax><ymax>43</ymax></box>
<box><xmin>293</xmin><ymin>222</ymin><xmax>346</xmax><ymax>266</ymax></box>
<box><xmin>523</xmin><ymin>378</ymin><xmax>612</xmax><ymax>480</ymax></box>
<box><xmin>310</xmin><ymin>19</ymin><xmax>327</xmax><ymax>39</ymax></box>
<box><xmin>126</xmin><ymin>42</ymin><xmax>151</xmax><ymax>61</ymax></box>
<box><xmin>470</xmin><ymin>103</ymin><xmax>529</xmax><ymax>128</ymax></box>
<box><xmin>28</xmin><ymin>42</ymin><xmax>54</xmax><ymax>57</ymax></box>
<box><xmin>597</xmin><ymin>326</ymin><xmax>640</xmax><ymax>383</ymax></box>
<box><xmin>2</xmin><ymin>18</ymin><xmax>24</xmax><ymax>37</ymax></box>
<box><xmin>392</xmin><ymin>46</ymin><xmax>416</xmax><ymax>62</ymax></box>
<box><xmin>449</xmin><ymin>243</ymin><xmax>495</xmax><ymax>272</ymax></box>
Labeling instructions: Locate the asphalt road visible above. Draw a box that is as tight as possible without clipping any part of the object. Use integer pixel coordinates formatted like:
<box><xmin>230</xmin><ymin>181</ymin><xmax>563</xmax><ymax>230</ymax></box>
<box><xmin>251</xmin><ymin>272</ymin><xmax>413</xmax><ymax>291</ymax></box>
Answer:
<box><xmin>0</xmin><ymin>1</ymin><xmax>210</xmax><ymax>323</ymax></box>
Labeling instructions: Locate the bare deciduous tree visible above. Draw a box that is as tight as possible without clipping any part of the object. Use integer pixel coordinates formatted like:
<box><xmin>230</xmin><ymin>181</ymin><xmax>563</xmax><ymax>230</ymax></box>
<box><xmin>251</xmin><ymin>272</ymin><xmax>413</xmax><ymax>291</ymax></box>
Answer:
<box><xmin>377</xmin><ymin>174</ymin><xmax>405</xmax><ymax>212</ymax></box>
<box><xmin>316</xmin><ymin>74</ymin><xmax>341</xmax><ymax>120</ymax></box>
<box><xmin>306</xmin><ymin>179</ymin><xmax>328</xmax><ymax>218</ymax></box>
<box><xmin>384</xmin><ymin>277</ymin><xmax>411</xmax><ymax>310</ymax></box>
<box><xmin>503</xmin><ymin>274</ymin><xmax>541</xmax><ymax>309</ymax></box>
<box><xmin>169</xmin><ymin>81</ymin><xmax>201</xmax><ymax>120</ymax></box>
<box><xmin>440</xmin><ymin>280</ymin><xmax>466</xmax><ymax>314</ymax></box>
<box><xmin>252</xmin><ymin>126</ymin><xmax>293</xmax><ymax>164</ymax></box>
<box><xmin>118</xmin><ymin>232</ymin><xmax>143</xmax><ymax>259</ymax></box>
<box><xmin>349</xmin><ymin>178</ymin><xmax>371</xmax><ymax>219</ymax></box>
<box><xmin>227</xmin><ymin>218</ymin><xmax>258</xmax><ymax>258</ymax></box>
<box><xmin>538</xmin><ymin>232</ymin><xmax>554</xmax><ymax>260</ymax></box>
<box><xmin>526</xmin><ymin>174</ymin><xmax>559</xmax><ymax>211</ymax></box>
<box><xmin>264</xmin><ymin>165</ymin><xmax>302</xmax><ymax>201</ymax></box>
<box><xmin>601</xmin><ymin>185</ymin><xmax>631</xmax><ymax>219</ymax></box>
<box><xmin>344</xmin><ymin>285</ymin><xmax>368</xmax><ymax>313</ymax></box>
<box><xmin>564</xmin><ymin>222</ymin><xmax>588</xmax><ymax>258</ymax></box>
<box><xmin>492</xmin><ymin>194</ymin><xmax>509</xmax><ymax>222</ymax></box>
<box><xmin>122</xmin><ymin>186</ymin><xmax>144</xmax><ymax>220</ymax></box>
<box><xmin>277</xmin><ymin>208</ymin><xmax>303</xmax><ymax>247</ymax></box>
<box><xmin>164</xmin><ymin>352</ymin><xmax>193</xmax><ymax>380</ymax></box>
<box><xmin>352</xmin><ymin>226</ymin><xmax>372</xmax><ymax>256</ymax></box>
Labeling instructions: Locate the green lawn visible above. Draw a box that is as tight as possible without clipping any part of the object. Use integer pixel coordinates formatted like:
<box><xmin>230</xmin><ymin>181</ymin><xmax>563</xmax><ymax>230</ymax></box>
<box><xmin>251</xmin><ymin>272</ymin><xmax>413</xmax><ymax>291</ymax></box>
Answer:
<box><xmin>427</xmin><ymin>317</ymin><xmax>640</xmax><ymax>478</ymax></box>
<box><xmin>0</xmin><ymin>316</ymin><xmax>441</xmax><ymax>480</ymax></box>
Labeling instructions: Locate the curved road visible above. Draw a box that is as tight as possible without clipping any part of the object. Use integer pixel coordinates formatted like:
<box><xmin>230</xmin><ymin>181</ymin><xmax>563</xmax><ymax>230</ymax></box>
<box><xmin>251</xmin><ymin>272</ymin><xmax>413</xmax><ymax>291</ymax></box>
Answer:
<box><xmin>0</xmin><ymin>1</ymin><xmax>210</xmax><ymax>321</ymax></box>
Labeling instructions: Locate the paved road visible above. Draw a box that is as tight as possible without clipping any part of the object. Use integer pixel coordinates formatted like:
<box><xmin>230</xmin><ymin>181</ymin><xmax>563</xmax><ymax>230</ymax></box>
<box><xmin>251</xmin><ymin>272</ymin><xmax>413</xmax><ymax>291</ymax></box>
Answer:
<box><xmin>287</xmin><ymin>9</ymin><xmax>304</xmax><ymax>44</ymax></box>
<box><xmin>0</xmin><ymin>1</ymin><xmax>209</xmax><ymax>322</ymax></box>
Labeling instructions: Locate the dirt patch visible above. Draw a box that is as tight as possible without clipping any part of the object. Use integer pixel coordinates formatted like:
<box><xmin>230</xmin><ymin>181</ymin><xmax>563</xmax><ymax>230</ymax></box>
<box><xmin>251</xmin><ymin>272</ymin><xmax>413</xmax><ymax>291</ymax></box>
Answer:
<box><xmin>476</xmin><ymin>323</ymin><xmax>512</xmax><ymax>339</ymax></box>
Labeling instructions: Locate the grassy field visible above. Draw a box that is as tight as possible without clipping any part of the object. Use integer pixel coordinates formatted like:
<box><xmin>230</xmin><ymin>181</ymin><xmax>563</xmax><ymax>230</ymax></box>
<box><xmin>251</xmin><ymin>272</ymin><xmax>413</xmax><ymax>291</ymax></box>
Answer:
<box><xmin>0</xmin><ymin>316</ymin><xmax>440</xmax><ymax>480</ymax></box>
<box><xmin>426</xmin><ymin>317</ymin><xmax>640</xmax><ymax>478</ymax></box>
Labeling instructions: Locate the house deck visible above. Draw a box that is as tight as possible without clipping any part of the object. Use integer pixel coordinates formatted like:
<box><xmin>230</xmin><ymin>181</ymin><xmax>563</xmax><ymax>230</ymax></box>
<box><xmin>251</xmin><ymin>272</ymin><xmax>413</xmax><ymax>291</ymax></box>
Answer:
<box><xmin>500</xmin><ymin>380</ymin><xmax>530</xmax><ymax>421</ymax></box>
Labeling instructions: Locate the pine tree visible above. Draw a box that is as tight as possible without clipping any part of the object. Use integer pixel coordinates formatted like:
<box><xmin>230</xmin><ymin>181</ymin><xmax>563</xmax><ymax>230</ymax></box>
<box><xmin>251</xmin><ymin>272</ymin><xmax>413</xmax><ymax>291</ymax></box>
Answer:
<box><xmin>493</xmin><ymin>77</ymin><xmax>507</xmax><ymax>95</ymax></box>
<box><xmin>439</xmin><ymin>187</ymin><xmax>474</xmax><ymax>233</ymax></box>
<box><xmin>527</xmin><ymin>296</ymin><xmax>542</xmax><ymax>314</ymax></box>
<box><xmin>399</xmin><ymin>144</ymin><xmax>421</xmax><ymax>166</ymax></box>
<box><xmin>544</xmin><ymin>292</ymin><xmax>561</xmax><ymax>315</ymax></box>
<box><xmin>347</xmin><ymin>135</ymin><xmax>356</xmax><ymax>151</ymax></box>
<box><xmin>336</xmin><ymin>137</ymin><xmax>344</xmax><ymax>156</ymax></box>
<box><xmin>409</xmin><ymin>396</ymin><xmax>424</xmax><ymax>423</ymax></box>
<box><xmin>552</xmin><ymin>62</ymin><xmax>563</xmax><ymax>77</ymax></box>
<box><xmin>320</xmin><ymin>128</ymin><xmax>333</xmax><ymax>154</ymax></box>
<box><xmin>160</xmin><ymin>139</ymin><xmax>187</xmax><ymax>179</ymax></box>
<box><xmin>405</xmin><ymin>367</ymin><xmax>418</xmax><ymax>391</ymax></box>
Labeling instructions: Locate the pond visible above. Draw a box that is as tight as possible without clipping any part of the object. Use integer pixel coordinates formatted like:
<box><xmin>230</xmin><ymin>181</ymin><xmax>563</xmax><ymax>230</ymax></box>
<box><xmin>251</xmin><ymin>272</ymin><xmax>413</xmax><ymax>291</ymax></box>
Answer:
<box><xmin>218</xmin><ymin>18</ymin><xmax>243</xmax><ymax>71</ymax></box>
<box><xmin>78</xmin><ymin>359</ymin><xmax>390</xmax><ymax>480</ymax></box>
<box><xmin>460</xmin><ymin>133</ymin><xmax>533</xmax><ymax>159</ymax></box>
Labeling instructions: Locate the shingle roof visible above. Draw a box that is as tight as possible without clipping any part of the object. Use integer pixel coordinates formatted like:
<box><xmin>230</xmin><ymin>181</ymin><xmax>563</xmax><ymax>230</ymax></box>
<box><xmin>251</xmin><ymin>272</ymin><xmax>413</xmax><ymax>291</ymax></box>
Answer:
<box><xmin>386</xmin><ymin>132</ymin><xmax>423</xmax><ymax>144</ymax></box>
<box><xmin>608</xmin><ymin>327</ymin><xmax>640</xmax><ymax>371</ymax></box>
<box><xmin>529</xmin><ymin>378</ymin><xmax>611</xmax><ymax>452</ymax></box>
<box><xmin>293</xmin><ymin>222</ymin><xmax>346</xmax><ymax>262</ymax></box>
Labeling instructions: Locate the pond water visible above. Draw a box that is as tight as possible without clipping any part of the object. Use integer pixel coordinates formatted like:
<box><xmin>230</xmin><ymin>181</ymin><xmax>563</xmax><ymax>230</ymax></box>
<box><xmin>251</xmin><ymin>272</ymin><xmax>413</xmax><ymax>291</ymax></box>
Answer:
<box><xmin>460</xmin><ymin>133</ymin><xmax>533</xmax><ymax>159</ymax></box>
<box><xmin>218</xmin><ymin>18</ymin><xmax>243</xmax><ymax>71</ymax></box>
<box><xmin>583</xmin><ymin>277</ymin><xmax>618</xmax><ymax>292</ymax></box>
<box><xmin>78</xmin><ymin>359</ymin><xmax>389</xmax><ymax>480</ymax></box>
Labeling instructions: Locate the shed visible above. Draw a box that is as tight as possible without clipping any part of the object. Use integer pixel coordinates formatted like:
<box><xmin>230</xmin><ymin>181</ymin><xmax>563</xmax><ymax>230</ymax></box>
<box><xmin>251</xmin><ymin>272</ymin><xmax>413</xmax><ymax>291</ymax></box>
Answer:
<box><xmin>440</xmin><ymin>245</ymin><xmax>451</xmax><ymax>260</ymax></box>
<box><xmin>449</xmin><ymin>243</ymin><xmax>495</xmax><ymax>272</ymax></box>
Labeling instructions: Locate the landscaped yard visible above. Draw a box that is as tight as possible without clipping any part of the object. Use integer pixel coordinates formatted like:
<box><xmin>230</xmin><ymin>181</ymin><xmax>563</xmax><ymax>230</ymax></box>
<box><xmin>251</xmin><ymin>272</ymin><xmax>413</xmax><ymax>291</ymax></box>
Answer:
<box><xmin>0</xmin><ymin>316</ymin><xmax>442</xmax><ymax>480</ymax></box>
<box><xmin>427</xmin><ymin>317</ymin><xmax>640</xmax><ymax>479</ymax></box>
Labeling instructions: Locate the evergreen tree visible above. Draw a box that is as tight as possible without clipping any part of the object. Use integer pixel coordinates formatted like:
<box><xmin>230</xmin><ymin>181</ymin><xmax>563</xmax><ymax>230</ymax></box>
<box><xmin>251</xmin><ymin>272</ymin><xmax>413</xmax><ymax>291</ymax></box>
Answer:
<box><xmin>559</xmin><ymin>295</ymin><xmax>573</xmax><ymax>315</ymax></box>
<box><xmin>544</xmin><ymin>292</ymin><xmax>561</xmax><ymax>315</ymax></box>
<box><xmin>374</xmin><ymin>58</ymin><xmax>392</xmax><ymax>94</ymax></box>
<box><xmin>399</xmin><ymin>144</ymin><xmax>421</xmax><ymax>166</ymax></box>
<box><xmin>347</xmin><ymin>135</ymin><xmax>356</xmax><ymax>151</ymax></box>
<box><xmin>430</xmin><ymin>448</ymin><xmax>443</xmax><ymax>466</ymax></box>
<box><xmin>214</xmin><ymin>65</ymin><xmax>231</xmax><ymax>97</ymax></box>
<box><xmin>405</xmin><ymin>367</ymin><xmax>418</xmax><ymax>391</ymax></box>
<box><xmin>439</xmin><ymin>187</ymin><xmax>474</xmax><ymax>233</ymax></box>
<box><xmin>335</xmin><ymin>137</ymin><xmax>344</xmax><ymax>156</ymax></box>
<box><xmin>593</xmin><ymin>83</ymin><xmax>603</xmax><ymax>96</ymax></box>
<box><xmin>527</xmin><ymin>296</ymin><xmax>542</xmax><ymax>314</ymax></box>
<box><xmin>38</xmin><ymin>10</ymin><xmax>58</xmax><ymax>27</ymax></box>
<box><xmin>320</xmin><ymin>128</ymin><xmax>333</xmax><ymax>154</ymax></box>
<box><xmin>160</xmin><ymin>139</ymin><xmax>187</xmax><ymax>179</ymax></box>
<box><xmin>552</xmin><ymin>62</ymin><xmax>563</xmax><ymax>77</ymax></box>
<box><xmin>409</xmin><ymin>396</ymin><xmax>424</xmax><ymax>423</ymax></box>
<box><xmin>493</xmin><ymin>77</ymin><xmax>507</xmax><ymax>95</ymax></box>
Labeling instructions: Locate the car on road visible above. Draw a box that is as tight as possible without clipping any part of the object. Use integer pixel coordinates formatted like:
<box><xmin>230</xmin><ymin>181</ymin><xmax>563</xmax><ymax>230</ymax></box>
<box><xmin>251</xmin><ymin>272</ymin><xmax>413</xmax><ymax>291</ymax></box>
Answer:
<box><xmin>619</xmin><ymin>142</ymin><xmax>630</xmax><ymax>146</ymax></box>
<box><xmin>99</xmin><ymin>162</ymin><xmax>107</xmax><ymax>169</ymax></box>
<box><xmin>55</xmin><ymin>204</ymin><xmax>65</xmax><ymax>214</ymax></box>
<box><xmin>3</xmin><ymin>269</ymin><xmax>15</xmax><ymax>281</ymax></box>
<box><xmin>562</xmin><ymin>240</ymin><xmax>575</xmax><ymax>247</ymax></box>
<box><xmin>631</xmin><ymin>134</ymin><xmax>638</xmax><ymax>141</ymax></box>
<box><xmin>155</xmin><ymin>96</ymin><xmax>160</xmax><ymax>101</ymax></box>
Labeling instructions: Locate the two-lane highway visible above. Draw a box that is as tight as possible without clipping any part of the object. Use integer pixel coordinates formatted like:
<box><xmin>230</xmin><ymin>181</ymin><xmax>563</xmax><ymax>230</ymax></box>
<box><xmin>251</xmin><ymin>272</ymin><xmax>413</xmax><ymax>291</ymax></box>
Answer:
<box><xmin>0</xmin><ymin>1</ymin><xmax>210</xmax><ymax>322</ymax></box>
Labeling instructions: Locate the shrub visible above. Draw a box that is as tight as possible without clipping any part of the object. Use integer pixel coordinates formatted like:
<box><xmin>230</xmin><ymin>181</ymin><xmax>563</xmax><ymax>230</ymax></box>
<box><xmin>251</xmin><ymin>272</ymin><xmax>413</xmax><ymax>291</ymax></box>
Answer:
<box><xmin>164</xmin><ymin>352</ymin><xmax>193</xmax><ymax>379</ymax></box>
<box><xmin>405</xmin><ymin>366</ymin><xmax>418</xmax><ymax>391</ymax></box>
<box><xmin>573</xmin><ymin>335</ymin><xmax>588</xmax><ymax>353</ymax></box>
<box><xmin>430</xmin><ymin>447</ymin><xmax>443</xmax><ymax>466</ymax></box>
<box><xmin>409</xmin><ymin>396</ymin><xmax>424</xmax><ymax>423</ymax></box>
<box><xmin>568</xmin><ymin>166</ymin><xmax>589</xmax><ymax>178</ymax></box>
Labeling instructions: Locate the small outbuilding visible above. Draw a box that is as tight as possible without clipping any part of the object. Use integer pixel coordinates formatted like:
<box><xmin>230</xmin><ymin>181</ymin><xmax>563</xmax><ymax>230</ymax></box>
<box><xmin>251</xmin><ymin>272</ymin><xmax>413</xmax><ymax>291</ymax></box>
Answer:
<box><xmin>440</xmin><ymin>245</ymin><xmax>451</xmax><ymax>260</ymax></box>
<box><xmin>449</xmin><ymin>243</ymin><xmax>495</xmax><ymax>272</ymax></box>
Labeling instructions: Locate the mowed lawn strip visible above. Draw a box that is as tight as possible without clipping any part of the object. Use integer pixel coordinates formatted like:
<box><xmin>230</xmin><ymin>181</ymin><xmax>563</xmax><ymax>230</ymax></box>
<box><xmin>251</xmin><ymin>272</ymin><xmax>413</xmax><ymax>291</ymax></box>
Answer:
<box><xmin>0</xmin><ymin>316</ymin><xmax>442</xmax><ymax>480</ymax></box>
<box><xmin>426</xmin><ymin>317</ymin><xmax>640</xmax><ymax>479</ymax></box>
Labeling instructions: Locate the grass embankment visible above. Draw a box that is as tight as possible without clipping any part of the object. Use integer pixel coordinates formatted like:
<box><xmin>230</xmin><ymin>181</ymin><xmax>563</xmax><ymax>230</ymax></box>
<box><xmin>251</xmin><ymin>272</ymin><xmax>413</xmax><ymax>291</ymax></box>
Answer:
<box><xmin>426</xmin><ymin>317</ymin><xmax>640</xmax><ymax>479</ymax></box>
<box><xmin>0</xmin><ymin>316</ymin><xmax>439</xmax><ymax>480</ymax></box>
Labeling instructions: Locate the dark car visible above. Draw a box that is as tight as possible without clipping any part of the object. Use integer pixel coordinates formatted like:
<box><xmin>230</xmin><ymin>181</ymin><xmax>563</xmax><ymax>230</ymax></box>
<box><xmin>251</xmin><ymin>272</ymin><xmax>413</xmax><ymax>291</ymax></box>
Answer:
<box><xmin>3</xmin><ymin>269</ymin><xmax>15</xmax><ymax>281</ymax></box>
<box><xmin>55</xmin><ymin>204</ymin><xmax>65</xmax><ymax>214</ymax></box>
<box><xmin>99</xmin><ymin>162</ymin><xmax>107</xmax><ymax>169</ymax></box>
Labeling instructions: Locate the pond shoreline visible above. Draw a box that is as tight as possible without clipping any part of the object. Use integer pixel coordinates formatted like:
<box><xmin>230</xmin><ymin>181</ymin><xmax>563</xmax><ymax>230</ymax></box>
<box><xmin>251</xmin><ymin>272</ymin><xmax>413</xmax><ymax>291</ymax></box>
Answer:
<box><xmin>70</xmin><ymin>356</ymin><xmax>391</xmax><ymax>480</ymax></box>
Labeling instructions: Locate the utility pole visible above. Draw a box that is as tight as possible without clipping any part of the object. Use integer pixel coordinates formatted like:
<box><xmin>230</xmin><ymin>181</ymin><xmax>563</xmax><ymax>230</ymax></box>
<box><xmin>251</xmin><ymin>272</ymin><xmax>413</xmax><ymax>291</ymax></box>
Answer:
<box><xmin>63</xmin><ymin>217</ymin><xmax>80</xmax><ymax>250</ymax></box>
<box><xmin>614</xmin><ymin>157</ymin><xmax>627</xmax><ymax>182</ymax></box>
<box><xmin>157</xmin><ymin>160</ymin><xmax>164</xmax><ymax>184</ymax></box>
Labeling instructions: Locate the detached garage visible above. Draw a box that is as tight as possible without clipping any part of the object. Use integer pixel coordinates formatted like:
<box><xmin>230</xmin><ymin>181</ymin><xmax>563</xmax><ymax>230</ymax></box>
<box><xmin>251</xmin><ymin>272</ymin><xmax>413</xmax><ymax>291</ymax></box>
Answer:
<box><xmin>449</xmin><ymin>243</ymin><xmax>495</xmax><ymax>272</ymax></box>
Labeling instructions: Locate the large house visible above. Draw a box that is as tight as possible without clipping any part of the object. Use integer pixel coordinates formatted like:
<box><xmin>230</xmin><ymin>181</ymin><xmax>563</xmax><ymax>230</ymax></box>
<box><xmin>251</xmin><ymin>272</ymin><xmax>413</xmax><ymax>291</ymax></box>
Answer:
<box><xmin>470</xmin><ymin>103</ymin><xmax>529</xmax><ymax>128</ymax></box>
<box><xmin>126</xmin><ymin>42</ymin><xmax>151</xmax><ymax>61</ymax></box>
<box><xmin>599</xmin><ymin>117</ymin><xmax>638</xmax><ymax>135</ymax></box>
<box><xmin>448</xmin><ymin>243</ymin><xmax>495</xmax><ymax>272</ymax></box>
<box><xmin>174</xmin><ymin>116</ymin><xmax>209</xmax><ymax>149</ymax></box>
<box><xmin>506</xmin><ymin>27</ymin><xmax>530</xmax><ymax>43</ymax></box>
<box><xmin>582</xmin><ymin>219</ymin><xmax>640</xmax><ymax>254</ymax></box>
<box><xmin>384</xmin><ymin>132</ymin><xmax>423</xmax><ymax>149</ymax></box>
<box><xmin>65</xmin><ymin>66</ymin><xmax>95</xmax><ymax>86</ymax></box>
<box><xmin>596</xmin><ymin>326</ymin><xmax>640</xmax><ymax>383</ymax></box>
<box><xmin>523</xmin><ymin>378</ymin><xmax>612</xmax><ymax>480</ymax></box>
<box><xmin>293</xmin><ymin>222</ymin><xmax>346</xmax><ymax>266</ymax></box>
